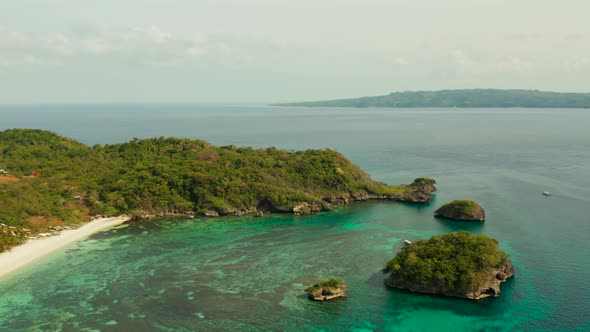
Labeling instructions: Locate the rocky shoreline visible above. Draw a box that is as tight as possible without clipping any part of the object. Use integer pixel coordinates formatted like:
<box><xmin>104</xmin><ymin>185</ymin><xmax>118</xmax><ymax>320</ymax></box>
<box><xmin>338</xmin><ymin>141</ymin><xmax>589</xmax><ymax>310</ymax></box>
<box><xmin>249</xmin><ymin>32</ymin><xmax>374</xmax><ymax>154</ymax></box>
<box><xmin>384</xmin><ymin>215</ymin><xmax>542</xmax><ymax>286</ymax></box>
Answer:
<box><xmin>131</xmin><ymin>178</ymin><xmax>437</xmax><ymax>220</ymax></box>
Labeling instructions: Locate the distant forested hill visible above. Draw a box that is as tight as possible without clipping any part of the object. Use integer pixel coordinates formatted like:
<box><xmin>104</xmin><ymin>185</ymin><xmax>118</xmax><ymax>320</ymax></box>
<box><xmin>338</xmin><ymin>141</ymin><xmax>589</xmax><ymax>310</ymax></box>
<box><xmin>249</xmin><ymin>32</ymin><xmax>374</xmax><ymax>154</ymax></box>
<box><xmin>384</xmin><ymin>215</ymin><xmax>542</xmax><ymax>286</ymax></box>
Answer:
<box><xmin>273</xmin><ymin>89</ymin><xmax>590</xmax><ymax>108</ymax></box>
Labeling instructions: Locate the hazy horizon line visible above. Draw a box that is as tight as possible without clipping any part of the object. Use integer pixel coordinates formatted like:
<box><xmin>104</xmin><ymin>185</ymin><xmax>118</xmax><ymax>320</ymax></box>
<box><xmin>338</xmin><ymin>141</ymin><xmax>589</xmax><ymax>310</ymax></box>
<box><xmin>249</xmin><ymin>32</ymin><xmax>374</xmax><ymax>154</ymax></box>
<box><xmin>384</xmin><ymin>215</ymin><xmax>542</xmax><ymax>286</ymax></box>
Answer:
<box><xmin>2</xmin><ymin>87</ymin><xmax>590</xmax><ymax>106</ymax></box>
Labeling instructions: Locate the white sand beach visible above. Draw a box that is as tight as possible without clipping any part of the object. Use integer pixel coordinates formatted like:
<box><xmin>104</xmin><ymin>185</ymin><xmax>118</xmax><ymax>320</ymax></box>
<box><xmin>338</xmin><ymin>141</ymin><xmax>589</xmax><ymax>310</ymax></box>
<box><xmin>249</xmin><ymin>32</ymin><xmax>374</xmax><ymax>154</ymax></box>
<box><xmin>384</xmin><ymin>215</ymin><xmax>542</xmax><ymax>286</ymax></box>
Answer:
<box><xmin>0</xmin><ymin>216</ymin><xmax>131</xmax><ymax>279</ymax></box>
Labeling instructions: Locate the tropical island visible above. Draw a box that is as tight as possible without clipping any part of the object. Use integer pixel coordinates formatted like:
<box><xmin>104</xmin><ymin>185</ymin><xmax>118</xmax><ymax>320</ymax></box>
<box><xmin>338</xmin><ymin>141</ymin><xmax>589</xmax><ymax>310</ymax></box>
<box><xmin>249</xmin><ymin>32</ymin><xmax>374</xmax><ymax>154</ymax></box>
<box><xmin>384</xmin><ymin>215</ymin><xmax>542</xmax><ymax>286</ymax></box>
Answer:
<box><xmin>273</xmin><ymin>89</ymin><xmax>590</xmax><ymax>108</ymax></box>
<box><xmin>305</xmin><ymin>278</ymin><xmax>347</xmax><ymax>301</ymax></box>
<box><xmin>0</xmin><ymin>129</ymin><xmax>436</xmax><ymax>253</ymax></box>
<box><xmin>434</xmin><ymin>200</ymin><xmax>485</xmax><ymax>221</ymax></box>
<box><xmin>384</xmin><ymin>231</ymin><xmax>514</xmax><ymax>300</ymax></box>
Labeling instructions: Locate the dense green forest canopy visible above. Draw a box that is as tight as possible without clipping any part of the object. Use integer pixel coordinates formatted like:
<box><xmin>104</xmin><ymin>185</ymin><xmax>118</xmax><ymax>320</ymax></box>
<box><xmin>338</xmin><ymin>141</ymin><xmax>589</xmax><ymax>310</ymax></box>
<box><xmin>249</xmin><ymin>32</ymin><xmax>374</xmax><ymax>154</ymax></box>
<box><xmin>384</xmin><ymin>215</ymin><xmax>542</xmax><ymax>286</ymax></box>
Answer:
<box><xmin>274</xmin><ymin>89</ymin><xmax>590</xmax><ymax>108</ymax></box>
<box><xmin>434</xmin><ymin>200</ymin><xmax>484</xmax><ymax>220</ymax></box>
<box><xmin>437</xmin><ymin>200</ymin><xmax>481</xmax><ymax>216</ymax></box>
<box><xmin>0</xmin><ymin>129</ymin><xmax>433</xmax><ymax>251</ymax></box>
<box><xmin>384</xmin><ymin>231</ymin><xmax>509</xmax><ymax>294</ymax></box>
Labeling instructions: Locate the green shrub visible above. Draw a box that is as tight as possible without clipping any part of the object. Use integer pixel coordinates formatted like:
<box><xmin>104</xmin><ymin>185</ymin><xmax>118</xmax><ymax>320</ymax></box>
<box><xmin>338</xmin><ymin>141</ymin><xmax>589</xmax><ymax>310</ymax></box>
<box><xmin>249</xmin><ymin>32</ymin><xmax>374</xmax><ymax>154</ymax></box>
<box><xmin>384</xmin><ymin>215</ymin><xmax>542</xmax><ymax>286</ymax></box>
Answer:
<box><xmin>305</xmin><ymin>278</ymin><xmax>345</xmax><ymax>293</ymax></box>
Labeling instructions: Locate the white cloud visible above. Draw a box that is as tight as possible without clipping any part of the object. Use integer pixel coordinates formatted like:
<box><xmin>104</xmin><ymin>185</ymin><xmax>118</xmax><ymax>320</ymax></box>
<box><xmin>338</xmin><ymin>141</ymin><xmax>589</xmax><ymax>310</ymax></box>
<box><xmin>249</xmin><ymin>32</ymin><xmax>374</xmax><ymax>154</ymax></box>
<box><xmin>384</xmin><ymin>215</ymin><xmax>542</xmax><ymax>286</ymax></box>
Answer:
<box><xmin>395</xmin><ymin>57</ymin><xmax>408</xmax><ymax>65</ymax></box>
<box><xmin>192</xmin><ymin>32</ymin><xmax>208</xmax><ymax>44</ymax></box>
<box><xmin>186</xmin><ymin>45</ymin><xmax>207</xmax><ymax>57</ymax></box>
<box><xmin>565</xmin><ymin>33</ymin><xmax>585</xmax><ymax>41</ymax></box>
<box><xmin>132</xmin><ymin>26</ymin><xmax>172</xmax><ymax>44</ymax></box>
<box><xmin>0</xmin><ymin>55</ymin><xmax>62</xmax><ymax>68</ymax></box>
<box><xmin>0</xmin><ymin>25</ymin><xmax>276</xmax><ymax>70</ymax></box>
<box><xmin>185</xmin><ymin>32</ymin><xmax>209</xmax><ymax>57</ymax></box>
<box><xmin>504</xmin><ymin>33</ymin><xmax>541</xmax><ymax>42</ymax></box>
<box><xmin>453</xmin><ymin>49</ymin><xmax>534</xmax><ymax>74</ymax></box>
<box><xmin>216</xmin><ymin>42</ymin><xmax>232</xmax><ymax>55</ymax></box>
<box><xmin>185</xmin><ymin>39</ymin><xmax>231</xmax><ymax>58</ymax></box>
<box><xmin>83</xmin><ymin>39</ymin><xmax>111</xmax><ymax>54</ymax></box>
<box><xmin>497</xmin><ymin>56</ymin><xmax>533</xmax><ymax>72</ymax></box>
<box><xmin>0</xmin><ymin>27</ymin><xmax>28</xmax><ymax>46</ymax></box>
<box><xmin>46</xmin><ymin>34</ymin><xmax>74</xmax><ymax>55</ymax></box>
<box><xmin>565</xmin><ymin>56</ymin><xmax>590</xmax><ymax>71</ymax></box>
<box><xmin>453</xmin><ymin>49</ymin><xmax>477</xmax><ymax>71</ymax></box>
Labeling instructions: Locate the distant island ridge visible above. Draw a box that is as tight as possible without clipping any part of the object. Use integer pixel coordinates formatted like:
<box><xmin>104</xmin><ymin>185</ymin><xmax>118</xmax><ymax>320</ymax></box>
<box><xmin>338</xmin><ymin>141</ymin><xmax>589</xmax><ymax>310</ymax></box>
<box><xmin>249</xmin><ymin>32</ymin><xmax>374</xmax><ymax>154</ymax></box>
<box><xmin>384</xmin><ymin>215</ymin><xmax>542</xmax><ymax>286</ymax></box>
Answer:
<box><xmin>273</xmin><ymin>89</ymin><xmax>590</xmax><ymax>108</ymax></box>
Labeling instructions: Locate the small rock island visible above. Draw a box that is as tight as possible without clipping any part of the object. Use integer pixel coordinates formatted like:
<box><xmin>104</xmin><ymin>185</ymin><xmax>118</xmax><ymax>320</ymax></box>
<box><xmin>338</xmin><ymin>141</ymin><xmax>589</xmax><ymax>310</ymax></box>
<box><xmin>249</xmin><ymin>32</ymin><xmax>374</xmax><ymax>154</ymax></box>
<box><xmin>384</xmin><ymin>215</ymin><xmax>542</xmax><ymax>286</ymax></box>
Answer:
<box><xmin>384</xmin><ymin>231</ymin><xmax>514</xmax><ymax>300</ymax></box>
<box><xmin>305</xmin><ymin>278</ymin><xmax>347</xmax><ymax>301</ymax></box>
<box><xmin>434</xmin><ymin>200</ymin><xmax>485</xmax><ymax>221</ymax></box>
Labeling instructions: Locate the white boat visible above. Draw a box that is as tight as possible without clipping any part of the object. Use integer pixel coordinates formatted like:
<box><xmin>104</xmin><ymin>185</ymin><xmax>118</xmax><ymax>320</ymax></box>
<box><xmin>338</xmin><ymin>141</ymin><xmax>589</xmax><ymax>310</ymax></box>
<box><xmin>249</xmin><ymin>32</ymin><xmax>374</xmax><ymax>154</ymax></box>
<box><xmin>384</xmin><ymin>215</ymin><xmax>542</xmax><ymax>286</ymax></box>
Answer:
<box><xmin>542</xmin><ymin>191</ymin><xmax>551</xmax><ymax>196</ymax></box>
<box><xmin>403</xmin><ymin>240</ymin><xmax>412</xmax><ymax>246</ymax></box>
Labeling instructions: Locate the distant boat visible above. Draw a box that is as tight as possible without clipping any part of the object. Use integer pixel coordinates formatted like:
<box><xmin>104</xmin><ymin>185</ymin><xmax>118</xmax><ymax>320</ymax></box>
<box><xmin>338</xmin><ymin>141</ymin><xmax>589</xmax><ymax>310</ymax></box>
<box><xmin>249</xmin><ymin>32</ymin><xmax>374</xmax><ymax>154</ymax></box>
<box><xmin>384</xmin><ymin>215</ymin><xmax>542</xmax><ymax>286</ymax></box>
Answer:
<box><xmin>403</xmin><ymin>240</ymin><xmax>412</xmax><ymax>246</ymax></box>
<box><xmin>542</xmin><ymin>191</ymin><xmax>551</xmax><ymax>196</ymax></box>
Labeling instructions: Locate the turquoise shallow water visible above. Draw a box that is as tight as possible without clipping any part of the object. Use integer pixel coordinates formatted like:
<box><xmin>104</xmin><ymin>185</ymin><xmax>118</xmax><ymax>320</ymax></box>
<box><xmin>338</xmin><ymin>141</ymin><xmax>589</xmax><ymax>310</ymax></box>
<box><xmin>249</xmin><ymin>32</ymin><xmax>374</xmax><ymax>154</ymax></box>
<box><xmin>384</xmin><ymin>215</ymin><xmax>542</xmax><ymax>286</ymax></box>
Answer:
<box><xmin>0</xmin><ymin>105</ymin><xmax>589</xmax><ymax>331</ymax></box>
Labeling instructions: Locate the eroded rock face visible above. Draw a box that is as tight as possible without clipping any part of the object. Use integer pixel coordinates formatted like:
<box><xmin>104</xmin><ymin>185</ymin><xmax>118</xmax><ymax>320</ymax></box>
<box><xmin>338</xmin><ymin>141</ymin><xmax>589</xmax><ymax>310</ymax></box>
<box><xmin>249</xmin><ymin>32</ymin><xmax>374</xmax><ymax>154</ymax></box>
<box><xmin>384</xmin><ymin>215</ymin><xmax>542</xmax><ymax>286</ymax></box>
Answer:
<box><xmin>131</xmin><ymin>211</ymin><xmax>199</xmax><ymax>220</ymax></box>
<box><xmin>389</xmin><ymin>178</ymin><xmax>437</xmax><ymax>203</ymax></box>
<box><xmin>465</xmin><ymin>261</ymin><xmax>515</xmax><ymax>300</ymax></box>
<box><xmin>305</xmin><ymin>279</ymin><xmax>347</xmax><ymax>301</ymax></box>
<box><xmin>307</xmin><ymin>286</ymin><xmax>347</xmax><ymax>301</ymax></box>
<box><xmin>323</xmin><ymin>191</ymin><xmax>370</xmax><ymax>205</ymax></box>
<box><xmin>292</xmin><ymin>202</ymin><xmax>323</xmax><ymax>215</ymax></box>
<box><xmin>274</xmin><ymin>202</ymin><xmax>324</xmax><ymax>215</ymax></box>
<box><xmin>434</xmin><ymin>200</ymin><xmax>485</xmax><ymax>221</ymax></box>
<box><xmin>204</xmin><ymin>210</ymin><xmax>220</xmax><ymax>217</ymax></box>
<box><xmin>192</xmin><ymin>178</ymin><xmax>437</xmax><ymax>218</ymax></box>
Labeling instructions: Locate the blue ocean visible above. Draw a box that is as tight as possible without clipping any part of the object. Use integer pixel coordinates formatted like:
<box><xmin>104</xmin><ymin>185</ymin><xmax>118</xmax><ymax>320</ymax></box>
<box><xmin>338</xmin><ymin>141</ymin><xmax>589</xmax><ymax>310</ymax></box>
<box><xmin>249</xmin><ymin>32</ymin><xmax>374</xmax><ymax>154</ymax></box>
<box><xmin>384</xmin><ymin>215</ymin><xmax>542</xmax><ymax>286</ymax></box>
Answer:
<box><xmin>0</xmin><ymin>104</ymin><xmax>589</xmax><ymax>331</ymax></box>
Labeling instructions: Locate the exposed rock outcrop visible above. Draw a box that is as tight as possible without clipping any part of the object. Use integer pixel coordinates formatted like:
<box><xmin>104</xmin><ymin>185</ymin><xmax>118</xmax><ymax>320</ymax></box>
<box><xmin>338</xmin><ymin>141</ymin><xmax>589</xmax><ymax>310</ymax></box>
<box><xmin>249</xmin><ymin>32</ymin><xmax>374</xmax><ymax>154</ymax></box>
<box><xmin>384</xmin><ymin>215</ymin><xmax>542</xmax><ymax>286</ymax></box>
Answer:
<box><xmin>292</xmin><ymin>202</ymin><xmax>323</xmax><ymax>215</ymax></box>
<box><xmin>323</xmin><ymin>191</ymin><xmax>371</xmax><ymax>205</ymax></box>
<box><xmin>131</xmin><ymin>211</ymin><xmax>199</xmax><ymax>221</ymax></box>
<box><xmin>305</xmin><ymin>279</ymin><xmax>347</xmax><ymax>301</ymax></box>
<box><xmin>131</xmin><ymin>178</ymin><xmax>437</xmax><ymax>221</ymax></box>
<box><xmin>204</xmin><ymin>210</ymin><xmax>220</xmax><ymax>217</ymax></box>
<box><xmin>393</xmin><ymin>178</ymin><xmax>437</xmax><ymax>203</ymax></box>
<box><xmin>367</xmin><ymin>178</ymin><xmax>437</xmax><ymax>203</ymax></box>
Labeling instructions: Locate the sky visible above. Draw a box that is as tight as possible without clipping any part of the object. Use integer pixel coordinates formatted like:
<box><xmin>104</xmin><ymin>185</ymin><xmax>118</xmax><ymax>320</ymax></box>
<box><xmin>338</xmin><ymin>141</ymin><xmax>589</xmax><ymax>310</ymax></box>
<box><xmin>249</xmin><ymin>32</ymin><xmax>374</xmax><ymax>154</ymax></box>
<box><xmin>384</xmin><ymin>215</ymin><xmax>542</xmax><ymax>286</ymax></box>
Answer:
<box><xmin>1</xmin><ymin>0</ymin><xmax>589</xmax><ymax>103</ymax></box>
